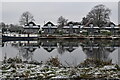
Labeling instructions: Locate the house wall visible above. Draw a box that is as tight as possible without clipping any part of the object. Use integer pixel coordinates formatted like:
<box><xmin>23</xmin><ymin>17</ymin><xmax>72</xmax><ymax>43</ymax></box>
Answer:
<box><xmin>24</xmin><ymin>28</ymin><xmax>39</xmax><ymax>34</ymax></box>
<box><xmin>82</xmin><ymin>28</ymin><xmax>100</xmax><ymax>35</ymax></box>
<box><xmin>42</xmin><ymin>28</ymin><xmax>57</xmax><ymax>34</ymax></box>
<box><xmin>63</xmin><ymin>28</ymin><xmax>80</xmax><ymax>34</ymax></box>
<box><xmin>73</xmin><ymin>29</ymin><xmax>80</xmax><ymax>34</ymax></box>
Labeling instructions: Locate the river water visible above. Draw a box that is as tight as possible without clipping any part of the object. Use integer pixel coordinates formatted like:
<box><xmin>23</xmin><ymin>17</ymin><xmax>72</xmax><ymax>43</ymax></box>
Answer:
<box><xmin>2</xmin><ymin>39</ymin><xmax>120</xmax><ymax>66</ymax></box>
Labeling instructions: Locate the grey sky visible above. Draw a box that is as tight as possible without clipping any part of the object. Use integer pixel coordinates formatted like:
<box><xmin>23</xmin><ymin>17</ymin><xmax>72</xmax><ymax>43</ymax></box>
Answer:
<box><xmin>2</xmin><ymin>2</ymin><xmax>118</xmax><ymax>25</ymax></box>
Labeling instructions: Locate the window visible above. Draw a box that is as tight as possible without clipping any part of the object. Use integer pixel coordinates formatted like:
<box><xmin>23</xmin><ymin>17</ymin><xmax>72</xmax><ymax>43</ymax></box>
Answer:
<box><xmin>48</xmin><ymin>24</ymin><xmax>51</xmax><ymax>27</ymax></box>
<box><xmin>69</xmin><ymin>24</ymin><xmax>73</xmax><ymax>26</ymax></box>
<box><xmin>29</xmin><ymin>24</ymin><xmax>33</xmax><ymax>28</ymax></box>
<box><xmin>110</xmin><ymin>24</ymin><xmax>114</xmax><ymax>27</ymax></box>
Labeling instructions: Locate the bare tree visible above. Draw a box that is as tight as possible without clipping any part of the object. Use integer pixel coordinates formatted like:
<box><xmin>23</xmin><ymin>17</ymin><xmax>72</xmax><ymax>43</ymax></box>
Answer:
<box><xmin>0</xmin><ymin>22</ymin><xmax>5</xmax><ymax>28</ymax></box>
<box><xmin>86</xmin><ymin>4</ymin><xmax>111</xmax><ymax>27</ymax></box>
<box><xmin>57</xmin><ymin>16</ymin><xmax>68</xmax><ymax>29</ymax></box>
<box><xmin>19</xmin><ymin>11</ymin><xmax>34</xmax><ymax>25</ymax></box>
<box><xmin>0</xmin><ymin>22</ymin><xmax>7</xmax><ymax>33</ymax></box>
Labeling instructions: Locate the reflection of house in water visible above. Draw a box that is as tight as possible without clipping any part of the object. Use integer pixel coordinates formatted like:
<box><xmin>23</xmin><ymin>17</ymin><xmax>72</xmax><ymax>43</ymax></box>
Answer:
<box><xmin>63</xmin><ymin>42</ymin><xmax>78</xmax><ymax>52</ymax></box>
<box><xmin>41</xmin><ymin>40</ymin><xmax>57</xmax><ymax>52</ymax></box>
<box><xmin>82</xmin><ymin>40</ymin><xmax>116</xmax><ymax>62</ymax></box>
<box><xmin>4</xmin><ymin>39</ymin><xmax>119</xmax><ymax>64</ymax></box>
<box><xmin>11</xmin><ymin>41</ymin><xmax>40</xmax><ymax>61</ymax></box>
<box><xmin>41</xmin><ymin>40</ymin><xmax>79</xmax><ymax>54</ymax></box>
<box><xmin>61</xmin><ymin>41</ymin><xmax>79</xmax><ymax>53</ymax></box>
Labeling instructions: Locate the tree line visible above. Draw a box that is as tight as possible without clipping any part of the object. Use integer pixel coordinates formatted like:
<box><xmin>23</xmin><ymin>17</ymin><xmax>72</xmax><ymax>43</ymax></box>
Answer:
<box><xmin>0</xmin><ymin>4</ymin><xmax>114</xmax><ymax>33</ymax></box>
<box><xmin>19</xmin><ymin>4</ymin><xmax>112</xmax><ymax>27</ymax></box>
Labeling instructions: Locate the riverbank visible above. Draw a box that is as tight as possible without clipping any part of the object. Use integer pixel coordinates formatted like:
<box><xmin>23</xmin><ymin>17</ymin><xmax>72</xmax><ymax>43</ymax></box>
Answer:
<box><xmin>1</xmin><ymin>57</ymin><xmax>120</xmax><ymax>80</ymax></box>
<box><xmin>1</xmin><ymin>63</ymin><xmax>120</xmax><ymax>80</ymax></box>
<box><xmin>38</xmin><ymin>36</ymin><xmax>120</xmax><ymax>40</ymax></box>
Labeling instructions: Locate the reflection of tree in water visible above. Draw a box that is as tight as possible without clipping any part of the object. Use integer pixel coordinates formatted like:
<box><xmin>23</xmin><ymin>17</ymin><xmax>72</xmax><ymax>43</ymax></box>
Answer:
<box><xmin>57</xmin><ymin>41</ymin><xmax>79</xmax><ymax>54</ymax></box>
<box><xmin>3</xmin><ymin>39</ymin><xmax>118</xmax><ymax>66</ymax></box>
<box><xmin>81</xmin><ymin>39</ymin><xmax>116</xmax><ymax>66</ymax></box>
<box><xmin>57</xmin><ymin>42</ymin><xmax>65</xmax><ymax>55</ymax></box>
<box><xmin>19</xmin><ymin>47</ymin><xmax>36</xmax><ymax>61</ymax></box>
<box><xmin>11</xmin><ymin>41</ymin><xmax>37</xmax><ymax>61</ymax></box>
<box><xmin>41</xmin><ymin>40</ymin><xmax>78</xmax><ymax>54</ymax></box>
<box><xmin>83</xmin><ymin>45</ymin><xmax>111</xmax><ymax>62</ymax></box>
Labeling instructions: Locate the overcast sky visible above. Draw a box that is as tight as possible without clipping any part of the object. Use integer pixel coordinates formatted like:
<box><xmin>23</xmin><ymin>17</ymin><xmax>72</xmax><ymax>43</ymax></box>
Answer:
<box><xmin>2</xmin><ymin>2</ymin><xmax>118</xmax><ymax>25</ymax></box>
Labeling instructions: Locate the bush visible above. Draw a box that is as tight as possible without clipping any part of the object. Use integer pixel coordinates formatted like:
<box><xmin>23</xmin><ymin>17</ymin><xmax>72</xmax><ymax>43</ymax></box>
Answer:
<box><xmin>115</xmin><ymin>64</ymin><xmax>120</xmax><ymax>71</ymax></box>
<box><xmin>7</xmin><ymin>57</ymin><xmax>22</xmax><ymax>63</ymax></box>
<box><xmin>46</xmin><ymin>56</ymin><xmax>61</xmax><ymax>67</ymax></box>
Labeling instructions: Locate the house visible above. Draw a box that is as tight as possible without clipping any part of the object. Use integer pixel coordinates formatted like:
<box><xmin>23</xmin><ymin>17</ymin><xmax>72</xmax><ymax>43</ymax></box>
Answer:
<box><xmin>23</xmin><ymin>22</ymin><xmax>40</xmax><ymax>34</ymax></box>
<box><xmin>42</xmin><ymin>21</ymin><xmax>57</xmax><ymax>34</ymax></box>
<box><xmin>102</xmin><ymin>22</ymin><xmax>120</xmax><ymax>35</ymax></box>
<box><xmin>63</xmin><ymin>22</ymin><xmax>80</xmax><ymax>34</ymax></box>
<box><xmin>82</xmin><ymin>23</ymin><xmax>100</xmax><ymax>35</ymax></box>
<box><xmin>82</xmin><ymin>21</ymin><xmax>119</xmax><ymax>35</ymax></box>
<box><xmin>102</xmin><ymin>22</ymin><xmax>116</xmax><ymax>30</ymax></box>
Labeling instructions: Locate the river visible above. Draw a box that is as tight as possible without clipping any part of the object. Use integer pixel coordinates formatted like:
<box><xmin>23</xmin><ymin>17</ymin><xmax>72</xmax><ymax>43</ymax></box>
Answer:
<box><xmin>2</xmin><ymin>39</ymin><xmax>120</xmax><ymax>66</ymax></box>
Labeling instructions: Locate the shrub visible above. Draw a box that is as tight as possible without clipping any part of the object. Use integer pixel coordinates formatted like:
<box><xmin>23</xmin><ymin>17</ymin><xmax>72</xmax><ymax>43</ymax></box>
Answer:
<box><xmin>46</xmin><ymin>56</ymin><xmax>61</xmax><ymax>67</ymax></box>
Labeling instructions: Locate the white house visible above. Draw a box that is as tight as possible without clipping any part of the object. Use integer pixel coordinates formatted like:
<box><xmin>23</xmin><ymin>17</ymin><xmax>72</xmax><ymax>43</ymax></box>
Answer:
<box><xmin>23</xmin><ymin>22</ymin><xmax>40</xmax><ymax>34</ymax></box>
<box><xmin>42</xmin><ymin>21</ymin><xmax>57</xmax><ymax>34</ymax></box>
<box><xmin>63</xmin><ymin>22</ymin><xmax>80</xmax><ymax>34</ymax></box>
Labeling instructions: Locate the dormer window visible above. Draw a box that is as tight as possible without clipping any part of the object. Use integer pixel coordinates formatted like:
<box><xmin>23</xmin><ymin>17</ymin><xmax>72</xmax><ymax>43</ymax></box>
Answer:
<box><xmin>90</xmin><ymin>24</ymin><xmax>93</xmax><ymax>28</ymax></box>
<box><xmin>48</xmin><ymin>24</ymin><xmax>51</xmax><ymax>27</ymax></box>
<box><xmin>110</xmin><ymin>24</ymin><xmax>114</xmax><ymax>27</ymax></box>
<box><xmin>29</xmin><ymin>24</ymin><xmax>33</xmax><ymax>28</ymax></box>
<box><xmin>69</xmin><ymin>24</ymin><xmax>73</xmax><ymax>26</ymax></box>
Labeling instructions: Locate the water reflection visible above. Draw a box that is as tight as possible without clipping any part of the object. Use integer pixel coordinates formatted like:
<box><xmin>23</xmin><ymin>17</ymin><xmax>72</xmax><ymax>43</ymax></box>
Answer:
<box><xmin>2</xmin><ymin>39</ymin><xmax>120</xmax><ymax>66</ymax></box>
<box><xmin>82</xmin><ymin>39</ymin><xmax>115</xmax><ymax>62</ymax></box>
